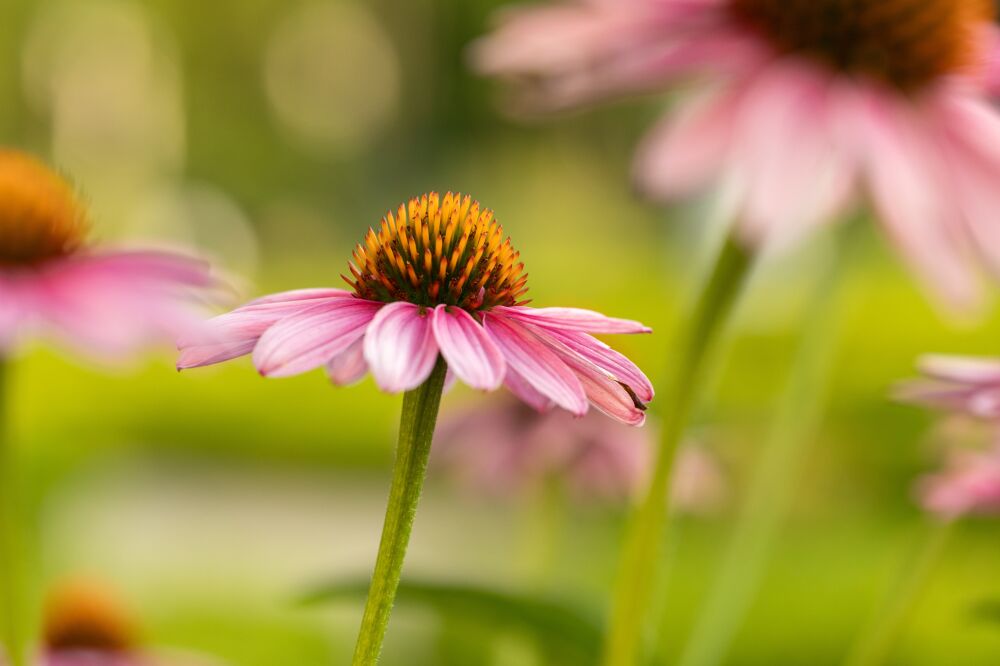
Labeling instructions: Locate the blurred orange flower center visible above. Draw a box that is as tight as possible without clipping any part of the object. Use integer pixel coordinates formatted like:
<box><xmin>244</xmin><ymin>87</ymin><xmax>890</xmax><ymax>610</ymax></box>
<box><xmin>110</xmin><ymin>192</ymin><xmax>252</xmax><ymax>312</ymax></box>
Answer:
<box><xmin>344</xmin><ymin>191</ymin><xmax>529</xmax><ymax>311</ymax></box>
<box><xmin>0</xmin><ymin>151</ymin><xmax>88</xmax><ymax>266</ymax></box>
<box><xmin>729</xmin><ymin>0</ymin><xmax>992</xmax><ymax>89</ymax></box>
<box><xmin>44</xmin><ymin>580</ymin><xmax>136</xmax><ymax>654</ymax></box>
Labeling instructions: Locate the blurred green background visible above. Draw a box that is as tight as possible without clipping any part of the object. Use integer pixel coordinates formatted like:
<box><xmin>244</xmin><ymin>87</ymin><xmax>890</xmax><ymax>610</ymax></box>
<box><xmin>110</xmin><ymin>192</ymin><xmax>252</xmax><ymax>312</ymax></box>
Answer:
<box><xmin>1</xmin><ymin>0</ymin><xmax>999</xmax><ymax>664</ymax></box>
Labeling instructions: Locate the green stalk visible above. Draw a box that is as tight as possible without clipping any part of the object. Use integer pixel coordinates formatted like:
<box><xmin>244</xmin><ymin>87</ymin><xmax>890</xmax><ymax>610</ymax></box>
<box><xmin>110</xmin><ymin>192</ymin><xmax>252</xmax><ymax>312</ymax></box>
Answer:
<box><xmin>677</xmin><ymin>240</ymin><xmax>844</xmax><ymax>666</ymax></box>
<box><xmin>844</xmin><ymin>520</ymin><xmax>953</xmax><ymax>666</ymax></box>
<box><xmin>603</xmin><ymin>235</ymin><xmax>754</xmax><ymax>666</ymax></box>
<box><xmin>352</xmin><ymin>358</ymin><xmax>449</xmax><ymax>665</ymax></box>
<box><xmin>0</xmin><ymin>360</ymin><xmax>25</xmax><ymax>666</ymax></box>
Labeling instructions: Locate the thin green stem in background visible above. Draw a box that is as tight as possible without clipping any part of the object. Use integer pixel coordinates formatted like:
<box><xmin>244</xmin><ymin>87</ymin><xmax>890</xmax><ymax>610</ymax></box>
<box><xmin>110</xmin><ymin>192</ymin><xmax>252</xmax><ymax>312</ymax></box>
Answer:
<box><xmin>0</xmin><ymin>360</ymin><xmax>25</xmax><ymax>666</ymax></box>
<box><xmin>603</xmin><ymin>234</ymin><xmax>755</xmax><ymax>666</ymax></box>
<box><xmin>677</xmin><ymin>239</ymin><xmax>845</xmax><ymax>666</ymax></box>
<box><xmin>844</xmin><ymin>520</ymin><xmax>953</xmax><ymax>666</ymax></box>
<box><xmin>351</xmin><ymin>357</ymin><xmax>448</xmax><ymax>666</ymax></box>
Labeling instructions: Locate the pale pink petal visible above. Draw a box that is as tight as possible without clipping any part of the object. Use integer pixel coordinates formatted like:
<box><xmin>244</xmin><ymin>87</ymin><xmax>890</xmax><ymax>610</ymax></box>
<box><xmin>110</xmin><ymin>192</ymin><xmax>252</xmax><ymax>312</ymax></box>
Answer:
<box><xmin>363</xmin><ymin>302</ymin><xmax>440</xmax><ymax>393</ymax></box>
<box><xmin>918</xmin><ymin>355</ymin><xmax>1000</xmax><ymax>384</ymax></box>
<box><xmin>325</xmin><ymin>337</ymin><xmax>368</xmax><ymax>386</ymax></box>
<box><xmin>524</xmin><ymin>323</ymin><xmax>646</xmax><ymax>425</ymax></box>
<box><xmin>547</xmin><ymin>329</ymin><xmax>654</xmax><ymax>402</ymax></box>
<box><xmin>484</xmin><ymin>313</ymin><xmax>588</xmax><ymax>415</ymax></box>
<box><xmin>253</xmin><ymin>299</ymin><xmax>381</xmax><ymax>378</ymax></box>
<box><xmin>854</xmin><ymin>87</ymin><xmax>980</xmax><ymax>310</ymax></box>
<box><xmin>431</xmin><ymin>305</ymin><xmax>506</xmax><ymax>391</ymax></box>
<box><xmin>177</xmin><ymin>288</ymin><xmax>352</xmax><ymax>368</ymax></box>
<box><xmin>504</xmin><ymin>366</ymin><xmax>554</xmax><ymax>412</ymax></box>
<box><xmin>493</xmin><ymin>305</ymin><xmax>650</xmax><ymax>335</ymax></box>
<box><xmin>634</xmin><ymin>84</ymin><xmax>741</xmax><ymax>199</ymax></box>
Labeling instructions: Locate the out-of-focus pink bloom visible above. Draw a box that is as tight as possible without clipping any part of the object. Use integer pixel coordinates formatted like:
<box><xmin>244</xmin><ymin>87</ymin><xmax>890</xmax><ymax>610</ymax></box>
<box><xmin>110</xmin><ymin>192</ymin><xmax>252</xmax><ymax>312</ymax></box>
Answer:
<box><xmin>473</xmin><ymin>0</ymin><xmax>1000</xmax><ymax>308</ymax></box>
<box><xmin>896</xmin><ymin>355</ymin><xmax>1000</xmax><ymax>419</ymax></box>
<box><xmin>0</xmin><ymin>150</ymin><xmax>217</xmax><ymax>360</ymax></box>
<box><xmin>432</xmin><ymin>395</ymin><xmax>726</xmax><ymax>509</ymax></box>
<box><xmin>917</xmin><ymin>442</ymin><xmax>1000</xmax><ymax>519</ymax></box>
<box><xmin>0</xmin><ymin>578</ymin><xmax>221</xmax><ymax>666</ymax></box>
<box><xmin>179</xmin><ymin>192</ymin><xmax>654</xmax><ymax>425</ymax></box>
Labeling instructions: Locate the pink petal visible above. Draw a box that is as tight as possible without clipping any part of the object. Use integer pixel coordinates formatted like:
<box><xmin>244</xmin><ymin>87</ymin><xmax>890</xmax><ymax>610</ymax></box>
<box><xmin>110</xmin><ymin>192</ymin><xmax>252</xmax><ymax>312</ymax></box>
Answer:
<box><xmin>431</xmin><ymin>305</ymin><xmax>506</xmax><ymax>391</ymax></box>
<box><xmin>493</xmin><ymin>305</ymin><xmax>651</xmax><ymax>335</ymax></box>
<box><xmin>634</xmin><ymin>84</ymin><xmax>741</xmax><ymax>199</ymax></box>
<box><xmin>484</xmin><ymin>313</ymin><xmax>587</xmax><ymax>415</ymax></box>
<box><xmin>178</xmin><ymin>289</ymin><xmax>353</xmax><ymax>368</ymax></box>
<box><xmin>325</xmin><ymin>337</ymin><xmax>368</xmax><ymax>386</ymax></box>
<box><xmin>918</xmin><ymin>355</ymin><xmax>1000</xmax><ymax>384</ymax></box>
<box><xmin>526</xmin><ymin>323</ymin><xmax>647</xmax><ymax>426</ymax></box>
<box><xmin>363</xmin><ymin>302</ymin><xmax>440</xmax><ymax>393</ymax></box>
<box><xmin>547</xmin><ymin>329</ymin><xmax>654</xmax><ymax>402</ymax></box>
<box><xmin>504</xmin><ymin>367</ymin><xmax>554</xmax><ymax>412</ymax></box>
<box><xmin>854</xmin><ymin>87</ymin><xmax>980</xmax><ymax>310</ymax></box>
<box><xmin>252</xmin><ymin>299</ymin><xmax>381</xmax><ymax>378</ymax></box>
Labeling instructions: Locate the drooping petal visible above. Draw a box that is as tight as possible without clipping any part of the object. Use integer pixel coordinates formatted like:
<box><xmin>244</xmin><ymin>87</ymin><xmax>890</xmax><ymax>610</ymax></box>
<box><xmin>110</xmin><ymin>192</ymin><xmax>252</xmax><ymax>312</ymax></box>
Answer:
<box><xmin>178</xmin><ymin>288</ymin><xmax>353</xmax><ymax>368</ymax></box>
<box><xmin>547</xmin><ymin>328</ymin><xmax>654</xmax><ymax>402</ymax></box>
<box><xmin>363</xmin><ymin>302</ymin><xmax>440</xmax><ymax>393</ymax></box>
<box><xmin>493</xmin><ymin>305</ymin><xmax>651</xmax><ymax>335</ymax></box>
<box><xmin>522</xmin><ymin>322</ymin><xmax>647</xmax><ymax>426</ymax></box>
<box><xmin>253</xmin><ymin>299</ymin><xmax>381</xmax><ymax>378</ymax></box>
<box><xmin>325</xmin><ymin>337</ymin><xmax>368</xmax><ymax>386</ymax></box>
<box><xmin>504</xmin><ymin>367</ymin><xmax>554</xmax><ymax>412</ymax></box>
<box><xmin>484</xmin><ymin>313</ymin><xmax>588</xmax><ymax>415</ymax></box>
<box><xmin>431</xmin><ymin>305</ymin><xmax>506</xmax><ymax>391</ymax></box>
<box><xmin>853</xmin><ymin>87</ymin><xmax>980</xmax><ymax>310</ymax></box>
<box><xmin>919</xmin><ymin>355</ymin><xmax>1000</xmax><ymax>384</ymax></box>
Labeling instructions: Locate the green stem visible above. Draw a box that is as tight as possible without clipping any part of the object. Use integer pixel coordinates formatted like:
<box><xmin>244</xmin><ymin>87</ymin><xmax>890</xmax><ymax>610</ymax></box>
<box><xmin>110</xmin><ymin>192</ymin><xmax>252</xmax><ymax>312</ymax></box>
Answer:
<box><xmin>351</xmin><ymin>357</ymin><xmax>448</xmax><ymax>666</ymax></box>
<box><xmin>603</xmin><ymin>235</ymin><xmax>754</xmax><ymax>666</ymax></box>
<box><xmin>844</xmin><ymin>520</ymin><xmax>953</xmax><ymax>666</ymax></box>
<box><xmin>0</xmin><ymin>360</ymin><xmax>24</xmax><ymax>666</ymax></box>
<box><xmin>677</xmin><ymin>240</ymin><xmax>844</xmax><ymax>666</ymax></box>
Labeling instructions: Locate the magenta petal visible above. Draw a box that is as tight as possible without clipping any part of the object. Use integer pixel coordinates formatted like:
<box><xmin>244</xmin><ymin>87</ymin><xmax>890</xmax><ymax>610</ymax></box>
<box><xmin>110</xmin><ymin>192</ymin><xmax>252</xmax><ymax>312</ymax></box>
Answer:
<box><xmin>484</xmin><ymin>313</ymin><xmax>587</xmax><ymax>415</ymax></box>
<box><xmin>177</xmin><ymin>288</ymin><xmax>353</xmax><ymax>369</ymax></box>
<box><xmin>363</xmin><ymin>302</ymin><xmax>440</xmax><ymax>393</ymax></box>
<box><xmin>547</xmin><ymin>329</ymin><xmax>654</xmax><ymax>402</ymax></box>
<box><xmin>919</xmin><ymin>355</ymin><xmax>1000</xmax><ymax>384</ymax></box>
<box><xmin>253</xmin><ymin>299</ymin><xmax>381</xmax><ymax>377</ymax></box>
<box><xmin>503</xmin><ymin>367</ymin><xmax>554</xmax><ymax>412</ymax></box>
<box><xmin>432</xmin><ymin>305</ymin><xmax>506</xmax><ymax>391</ymax></box>
<box><xmin>325</xmin><ymin>337</ymin><xmax>368</xmax><ymax>386</ymax></box>
<box><xmin>493</xmin><ymin>305</ymin><xmax>651</xmax><ymax>335</ymax></box>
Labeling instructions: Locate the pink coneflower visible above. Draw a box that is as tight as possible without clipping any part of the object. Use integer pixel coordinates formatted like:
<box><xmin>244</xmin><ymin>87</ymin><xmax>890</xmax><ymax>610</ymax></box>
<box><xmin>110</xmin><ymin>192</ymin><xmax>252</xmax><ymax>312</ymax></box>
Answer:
<box><xmin>178</xmin><ymin>191</ymin><xmax>653</xmax><ymax>665</ymax></box>
<box><xmin>0</xmin><ymin>150</ymin><xmax>216</xmax><ymax>360</ymax></box>
<box><xmin>896</xmin><ymin>354</ymin><xmax>1000</xmax><ymax>418</ymax></box>
<box><xmin>179</xmin><ymin>191</ymin><xmax>653</xmax><ymax>425</ymax></box>
<box><xmin>433</xmin><ymin>395</ymin><xmax>726</xmax><ymax>511</ymax></box>
<box><xmin>917</xmin><ymin>441</ymin><xmax>1000</xmax><ymax>518</ymax></box>
<box><xmin>473</xmin><ymin>0</ymin><xmax>1000</xmax><ymax>306</ymax></box>
<box><xmin>26</xmin><ymin>578</ymin><xmax>218</xmax><ymax>666</ymax></box>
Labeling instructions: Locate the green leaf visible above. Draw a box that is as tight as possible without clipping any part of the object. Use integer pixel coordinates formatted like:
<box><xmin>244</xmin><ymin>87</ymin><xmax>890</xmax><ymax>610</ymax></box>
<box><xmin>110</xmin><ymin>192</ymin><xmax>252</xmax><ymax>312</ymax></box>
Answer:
<box><xmin>300</xmin><ymin>577</ymin><xmax>603</xmax><ymax>664</ymax></box>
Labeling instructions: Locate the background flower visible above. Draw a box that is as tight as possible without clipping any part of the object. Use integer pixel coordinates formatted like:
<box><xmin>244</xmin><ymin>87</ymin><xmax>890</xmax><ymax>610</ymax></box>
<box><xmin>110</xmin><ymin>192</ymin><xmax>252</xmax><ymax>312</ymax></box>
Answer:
<box><xmin>473</xmin><ymin>0</ymin><xmax>1000</xmax><ymax>308</ymax></box>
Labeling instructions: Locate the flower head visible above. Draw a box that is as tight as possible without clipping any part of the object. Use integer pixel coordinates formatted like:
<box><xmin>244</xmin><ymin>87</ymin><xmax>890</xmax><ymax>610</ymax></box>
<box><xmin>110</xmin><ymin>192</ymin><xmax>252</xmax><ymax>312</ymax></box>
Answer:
<box><xmin>432</xmin><ymin>395</ymin><xmax>726</xmax><ymax>508</ymax></box>
<box><xmin>473</xmin><ymin>0</ymin><xmax>1000</xmax><ymax>308</ymax></box>
<box><xmin>917</xmin><ymin>441</ymin><xmax>1000</xmax><ymax>519</ymax></box>
<box><xmin>0</xmin><ymin>149</ymin><xmax>217</xmax><ymax>359</ymax></box>
<box><xmin>179</xmin><ymin>192</ymin><xmax>653</xmax><ymax>425</ymax></box>
<box><xmin>896</xmin><ymin>355</ymin><xmax>1000</xmax><ymax>418</ymax></box>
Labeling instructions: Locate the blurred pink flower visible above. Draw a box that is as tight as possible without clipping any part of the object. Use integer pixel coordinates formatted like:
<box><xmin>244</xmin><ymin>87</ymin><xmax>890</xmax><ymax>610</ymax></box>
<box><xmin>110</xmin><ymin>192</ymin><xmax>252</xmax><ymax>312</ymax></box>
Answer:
<box><xmin>432</xmin><ymin>395</ymin><xmax>726</xmax><ymax>509</ymax></box>
<box><xmin>896</xmin><ymin>355</ymin><xmax>1000</xmax><ymax>418</ymax></box>
<box><xmin>0</xmin><ymin>150</ymin><xmax>217</xmax><ymax>360</ymax></box>
<box><xmin>473</xmin><ymin>0</ymin><xmax>1000</xmax><ymax>307</ymax></box>
<box><xmin>0</xmin><ymin>578</ymin><xmax>219</xmax><ymax>666</ymax></box>
<box><xmin>179</xmin><ymin>192</ymin><xmax>653</xmax><ymax>425</ymax></box>
<box><xmin>917</xmin><ymin>442</ymin><xmax>1000</xmax><ymax>519</ymax></box>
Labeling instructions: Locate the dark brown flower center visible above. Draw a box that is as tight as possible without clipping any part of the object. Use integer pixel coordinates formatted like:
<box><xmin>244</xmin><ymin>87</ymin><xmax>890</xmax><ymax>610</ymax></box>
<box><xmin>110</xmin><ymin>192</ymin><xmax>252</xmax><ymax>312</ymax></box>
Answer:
<box><xmin>729</xmin><ymin>0</ymin><xmax>991</xmax><ymax>90</ymax></box>
<box><xmin>0</xmin><ymin>150</ymin><xmax>88</xmax><ymax>266</ymax></box>
<box><xmin>344</xmin><ymin>192</ymin><xmax>529</xmax><ymax>311</ymax></box>
<box><xmin>44</xmin><ymin>580</ymin><xmax>136</xmax><ymax>654</ymax></box>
